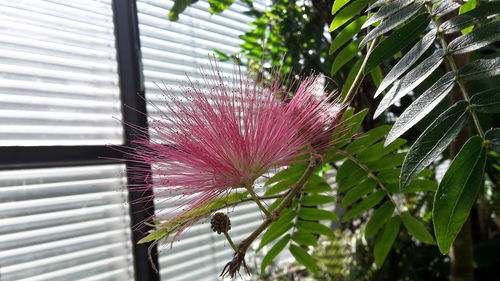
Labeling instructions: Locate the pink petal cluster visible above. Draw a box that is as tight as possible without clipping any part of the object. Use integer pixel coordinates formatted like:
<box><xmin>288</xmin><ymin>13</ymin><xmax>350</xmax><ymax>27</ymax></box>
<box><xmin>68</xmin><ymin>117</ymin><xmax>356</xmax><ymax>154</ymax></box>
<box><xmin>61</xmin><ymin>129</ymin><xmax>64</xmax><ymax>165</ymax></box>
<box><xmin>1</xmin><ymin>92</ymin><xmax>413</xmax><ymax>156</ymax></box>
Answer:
<box><xmin>130</xmin><ymin>67</ymin><xmax>344</xmax><ymax>235</ymax></box>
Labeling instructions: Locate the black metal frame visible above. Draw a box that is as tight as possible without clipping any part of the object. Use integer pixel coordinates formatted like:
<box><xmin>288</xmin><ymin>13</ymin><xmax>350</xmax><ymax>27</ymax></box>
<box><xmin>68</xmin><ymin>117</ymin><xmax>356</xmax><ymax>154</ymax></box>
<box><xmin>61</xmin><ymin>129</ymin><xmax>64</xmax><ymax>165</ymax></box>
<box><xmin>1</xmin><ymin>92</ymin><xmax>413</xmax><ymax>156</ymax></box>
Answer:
<box><xmin>0</xmin><ymin>1</ymin><xmax>160</xmax><ymax>280</ymax></box>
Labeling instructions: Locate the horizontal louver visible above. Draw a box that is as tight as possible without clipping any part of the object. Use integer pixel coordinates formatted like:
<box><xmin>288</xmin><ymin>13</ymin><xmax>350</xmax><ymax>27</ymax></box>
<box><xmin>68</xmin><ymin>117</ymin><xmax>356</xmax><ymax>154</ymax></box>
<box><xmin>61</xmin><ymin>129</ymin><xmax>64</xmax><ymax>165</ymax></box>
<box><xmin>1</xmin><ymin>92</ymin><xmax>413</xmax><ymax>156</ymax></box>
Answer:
<box><xmin>0</xmin><ymin>164</ymin><xmax>134</xmax><ymax>281</ymax></box>
<box><xmin>0</xmin><ymin>0</ymin><xmax>123</xmax><ymax>146</ymax></box>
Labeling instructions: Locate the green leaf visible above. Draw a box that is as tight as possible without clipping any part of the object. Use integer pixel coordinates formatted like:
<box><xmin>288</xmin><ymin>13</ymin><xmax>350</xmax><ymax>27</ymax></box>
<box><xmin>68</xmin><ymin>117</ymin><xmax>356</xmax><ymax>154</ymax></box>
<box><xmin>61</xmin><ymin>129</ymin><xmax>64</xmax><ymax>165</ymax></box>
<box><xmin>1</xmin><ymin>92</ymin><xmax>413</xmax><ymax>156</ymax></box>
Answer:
<box><xmin>400</xmin><ymin>101</ymin><xmax>469</xmax><ymax>191</ymax></box>
<box><xmin>289</xmin><ymin>244</ymin><xmax>319</xmax><ymax>275</ymax></box>
<box><xmin>371</xmin><ymin>66</ymin><xmax>384</xmax><ymax>87</ymax></box>
<box><xmin>441</xmin><ymin>1</ymin><xmax>499</xmax><ymax>34</ymax></box>
<box><xmin>374</xmin><ymin>49</ymin><xmax>445</xmax><ymax>118</ymax></box>
<box><xmin>431</xmin><ymin>0</ymin><xmax>460</xmax><ymax>17</ymax></box>
<box><xmin>337</xmin><ymin>159</ymin><xmax>367</xmax><ymax>192</ymax></box>
<box><xmin>470</xmin><ymin>88</ymin><xmax>500</xmax><ymax>114</ymax></box>
<box><xmin>334</xmin><ymin>108</ymin><xmax>369</xmax><ymax>147</ymax></box>
<box><xmin>299</xmin><ymin>208</ymin><xmax>339</xmax><ymax>221</ymax></box>
<box><xmin>378</xmin><ymin>168</ymin><xmax>401</xmax><ymax>184</ymax></box>
<box><xmin>459</xmin><ymin>0</ymin><xmax>476</xmax><ymax>33</ymax></box>
<box><xmin>485</xmin><ymin>128</ymin><xmax>500</xmax><ymax>154</ymax></box>
<box><xmin>292</xmin><ymin>231</ymin><xmax>319</xmax><ymax>247</ymax></box>
<box><xmin>330</xmin><ymin>0</ymin><xmax>370</xmax><ymax>32</ymax></box>
<box><xmin>330</xmin><ymin>16</ymin><xmax>367</xmax><ymax>54</ymax></box>
<box><xmin>365</xmin><ymin>201</ymin><xmax>394</xmax><ymax>239</ymax></box>
<box><xmin>375</xmin><ymin>29</ymin><xmax>437</xmax><ymax>97</ymax></box>
<box><xmin>366</xmin><ymin>153</ymin><xmax>406</xmax><ymax>171</ymax></box>
<box><xmin>304</xmin><ymin>174</ymin><xmax>333</xmax><ymax>193</ymax></box>
<box><xmin>357</xmin><ymin>139</ymin><xmax>407</xmax><ymax>163</ymax></box>
<box><xmin>331</xmin><ymin>0</ymin><xmax>352</xmax><ymax>15</ymax></box>
<box><xmin>403</xmin><ymin>179</ymin><xmax>438</xmax><ymax>193</ymax></box>
<box><xmin>331</xmin><ymin>37</ymin><xmax>364</xmax><ymax>74</ymax></box>
<box><xmin>433</xmin><ymin>136</ymin><xmax>487</xmax><ymax>254</ymax></box>
<box><xmin>208</xmin><ymin>0</ymin><xmax>234</xmax><ymax>14</ymax></box>
<box><xmin>385</xmin><ymin>71</ymin><xmax>457</xmax><ymax>144</ymax></box>
<box><xmin>302</xmin><ymin>195</ymin><xmax>336</xmax><ymax>206</ymax></box>
<box><xmin>401</xmin><ymin>212</ymin><xmax>436</xmax><ymax>245</ymax></box>
<box><xmin>296</xmin><ymin>221</ymin><xmax>335</xmax><ymax>238</ymax></box>
<box><xmin>341</xmin><ymin>58</ymin><xmax>364</xmax><ymax>99</ymax></box>
<box><xmin>138</xmin><ymin>227</ymin><xmax>169</xmax><ymax>244</ymax></box>
<box><xmin>362</xmin><ymin>0</ymin><xmax>413</xmax><ymax>28</ymax></box>
<box><xmin>258</xmin><ymin>209</ymin><xmax>295</xmax><ymax>251</ymax></box>
<box><xmin>448</xmin><ymin>21</ymin><xmax>500</xmax><ymax>54</ymax></box>
<box><xmin>374</xmin><ymin>216</ymin><xmax>401</xmax><ymax>268</ymax></box>
<box><xmin>341</xmin><ymin>178</ymin><xmax>377</xmax><ymax>208</ymax></box>
<box><xmin>459</xmin><ymin>57</ymin><xmax>500</xmax><ymax>81</ymax></box>
<box><xmin>366</xmin><ymin>0</ymin><xmax>392</xmax><ymax>11</ymax></box>
<box><xmin>360</xmin><ymin>2</ymin><xmax>423</xmax><ymax>47</ymax></box>
<box><xmin>346</xmin><ymin>125</ymin><xmax>392</xmax><ymax>154</ymax></box>
<box><xmin>342</xmin><ymin>190</ymin><xmax>385</xmax><ymax>222</ymax></box>
<box><xmin>261</xmin><ymin>235</ymin><xmax>290</xmax><ymax>275</ymax></box>
<box><xmin>365</xmin><ymin>14</ymin><xmax>429</xmax><ymax>74</ymax></box>
<box><xmin>168</xmin><ymin>0</ymin><xmax>198</xmax><ymax>21</ymax></box>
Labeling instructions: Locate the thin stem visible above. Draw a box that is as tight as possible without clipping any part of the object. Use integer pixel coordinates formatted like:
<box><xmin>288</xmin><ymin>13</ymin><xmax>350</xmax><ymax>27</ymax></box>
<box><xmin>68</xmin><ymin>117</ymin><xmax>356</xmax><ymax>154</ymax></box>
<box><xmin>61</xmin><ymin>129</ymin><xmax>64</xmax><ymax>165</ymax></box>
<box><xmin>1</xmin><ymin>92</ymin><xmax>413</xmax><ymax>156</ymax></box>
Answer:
<box><xmin>237</xmin><ymin>157</ymin><xmax>321</xmax><ymax>254</ymax></box>
<box><xmin>425</xmin><ymin>4</ymin><xmax>485</xmax><ymax>138</ymax></box>
<box><xmin>334</xmin><ymin>148</ymin><xmax>403</xmax><ymax>215</ymax></box>
<box><xmin>245</xmin><ymin>184</ymin><xmax>272</xmax><ymax>218</ymax></box>
<box><xmin>223</xmin><ymin>231</ymin><xmax>238</xmax><ymax>252</ymax></box>
<box><xmin>343</xmin><ymin>37</ymin><xmax>380</xmax><ymax>103</ymax></box>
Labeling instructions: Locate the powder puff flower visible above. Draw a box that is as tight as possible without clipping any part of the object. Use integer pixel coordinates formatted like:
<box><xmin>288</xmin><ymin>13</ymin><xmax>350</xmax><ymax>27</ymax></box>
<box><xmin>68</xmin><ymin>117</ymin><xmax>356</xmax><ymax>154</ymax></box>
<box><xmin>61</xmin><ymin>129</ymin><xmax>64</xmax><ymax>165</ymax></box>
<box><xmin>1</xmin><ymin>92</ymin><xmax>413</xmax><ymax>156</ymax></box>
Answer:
<box><xmin>129</xmin><ymin>65</ymin><xmax>344</xmax><ymax>240</ymax></box>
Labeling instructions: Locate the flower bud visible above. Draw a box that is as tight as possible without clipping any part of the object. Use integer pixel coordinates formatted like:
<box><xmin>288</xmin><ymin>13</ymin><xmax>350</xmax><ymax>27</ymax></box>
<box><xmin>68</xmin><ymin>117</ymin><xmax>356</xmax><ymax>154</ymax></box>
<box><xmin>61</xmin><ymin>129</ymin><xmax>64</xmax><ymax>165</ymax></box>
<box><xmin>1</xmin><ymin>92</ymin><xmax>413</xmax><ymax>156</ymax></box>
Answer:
<box><xmin>211</xmin><ymin>212</ymin><xmax>231</xmax><ymax>234</ymax></box>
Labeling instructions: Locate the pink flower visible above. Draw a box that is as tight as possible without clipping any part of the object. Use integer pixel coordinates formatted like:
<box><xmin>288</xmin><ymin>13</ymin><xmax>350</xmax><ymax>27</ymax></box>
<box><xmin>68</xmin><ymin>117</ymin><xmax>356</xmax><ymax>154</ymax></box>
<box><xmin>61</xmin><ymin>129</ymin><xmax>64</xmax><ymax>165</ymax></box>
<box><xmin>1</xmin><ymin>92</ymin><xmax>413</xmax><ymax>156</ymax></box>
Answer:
<box><xmin>129</xmin><ymin>67</ymin><xmax>344</xmax><ymax>238</ymax></box>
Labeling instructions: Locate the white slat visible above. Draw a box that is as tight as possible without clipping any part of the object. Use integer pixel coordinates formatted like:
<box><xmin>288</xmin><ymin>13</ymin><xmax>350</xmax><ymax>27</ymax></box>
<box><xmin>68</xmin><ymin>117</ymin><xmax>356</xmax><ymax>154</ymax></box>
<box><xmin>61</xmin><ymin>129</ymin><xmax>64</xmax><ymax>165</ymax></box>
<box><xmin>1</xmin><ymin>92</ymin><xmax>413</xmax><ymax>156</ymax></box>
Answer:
<box><xmin>0</xmin><ymin>0</ymin><xmax>123</xmax><ymax>146</ymax></box>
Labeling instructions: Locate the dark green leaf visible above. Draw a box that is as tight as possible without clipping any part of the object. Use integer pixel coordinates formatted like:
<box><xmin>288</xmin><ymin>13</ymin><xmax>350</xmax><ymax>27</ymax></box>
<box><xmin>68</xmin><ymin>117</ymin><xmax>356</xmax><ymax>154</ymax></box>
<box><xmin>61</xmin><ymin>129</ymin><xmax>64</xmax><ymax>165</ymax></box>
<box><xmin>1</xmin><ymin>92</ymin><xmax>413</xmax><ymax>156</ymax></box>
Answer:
<box><xmin>357</xmin><ymin>139</ymin><xmax>407</xmax><ymax>163</ymax></box>
<box><xmin>448</xmin><ymin>21</ymin><xmax>500</xmax><ymax>54</ymax></box>
<box><xmin>431</xmin><ymin>0</ymin><xmax>460</xmax><ymax>17</ymax></box>
<box><xmin>304</xmin><ymin>174</ymin><xmax>333</xmax><ymax>193</ymax></box>
<box><xmin>341</xmin><ymin>58</ymin><xmax>364</xmax><ymax>99</ymax></box>
<box><xmin>296</xmin><ymin>221</ymin><xmax>335</xmax><ymax>238</ymax></box>
<box><xmin>365</xmin><ymin>201</ymin><xmax>394</xmax><ymax>239</ymax></box>
<box><xmin>299</xmin><ymin>208</ymin><xmax>339</xmax><ymax>221</ymax></box>
<box><xmin>341</xmin><ymin>178</ymin><xmax>377</xmax><ymax>208</ymax></box>
<box><xmin>332</xmin><ymin>0</ymin><xmax>352</xmax><ymax>15</ymax></box>
<box><xmin>366</xmin><ymin>0</ymin><xmax>392</xmax><ymax>11</ymax></box>
<box><xmin>371</xmin><ymin>66</ymin><xmax>384</xmax><ymax>87</ymax></box>
<box><xmin>261</xmin><ymin>235</ymin><xmax>290</xmax><ymax>275</ymax></box>
<box><xmin>302</xmin><ymin>195</ymin><xmax>336</xmax><ymax>206</ymax></box>
<box><xmin>401</xmin><ymin>212</ymin><xmax>436</xmax><ymax>244</ymax></box>
<box><xmin>360</xmin><ymin>2</ymin><xmax>423</xmax><ymax>47</ymax></box>
<box><xmin>346</xmin><ymin>125</ymin><xmax>392</xmax><ymax>154</ymax></box>
<box><xmin>289</xmin><ymin>244</ymin><xmax>319</xmax><ymax>274</ymax></box>
<box><xmin>366</xmin><ymin>153</ymin><xmax>406</xmax><ymax>171</ymax></box>
<box><xmin>331</xmin><ymin>37</ymin><xmax>364</xmax><ymax>74</ymax></box>
<box><xmin>334</xmin><ymin>108</ymin><xmax>369</xmax><ymax>148</ymax></box>
<box><xmin>374</xmin><ymin>49</ymin><xmax>445</xmax><ymax>118</ymax></box>
<box><xmin>470</xmin><ymin>88</ymin><xmax>500</xmax><ymax>114</ymax></box>
<box><xmin>292</xmin><ymin>231</ymin><xmax>319</xmax><ymax>247</ymax></box>
<box><xmin>400</xmin><ymin>101</ymin><xmax>469</xmax><ymax>191</ymax></box>
<box><xmin>385</xmin><ymin>71</ymin><xmax>457</xmax><ymax>144</ymax></box>
<box><xmin>330</xmin><ymin>16</ymin><xmax>367</xmax><ymax>54</ymax></box>
<box><xmin>365</xmin><ymin>14</ymin><xmax>429</xmax><ymax>73</ymax></box>
<box><xmin>374</xmin><ymin>216</ymin><xmax>401</xmax><ymax>268</ymax></box>
<box><xmin>375</xmin><ymin>29</ymin><xmax>437</xmax><ymax>97</ymax></box>
<box><xmin>459</xmin><ymin>57</ymin><xmax>500</xmax><ymax>80</ymax></box>
<box><xmin>208</xmin><ymin>0</ymin><xmax>234</xmax><ymax>14</ymax></box>
<box><xmin>362</xmin><ymin>0</ymin><xmax>413</xmax><ymax>28</ymax></box>
<box><xmin>258</xmin><ymin>209</ymin><xmax>295</xmax><ymax>251</ymax></box>
<box><xmin>337</xmin><ymin>159</ymin><xmax>367</xmax><ymax>192</ymax></box>
<box><xmin>330</xmin><ymin>0</ymin><xmax>370</xmax><ymax>32</ymax></box>
<box><xmin>441</xmin><ymin>1</ymin><xmax>500</xmax><ymax>34</ymax></box>
<box><xmin>433</xmin><ymin>136</ymin><xmax>487</xmax><ymax>254</ymax></box>
<box><xmin>342</xmin><ymin>190</ymin><xmax>385</xmax><ymax>222</ymax></box>
<box><xmin>458</xmin><ymin>0</ymin><xmax>476</xmax><ymax>33</ymax></box>
<box><xmin>485</xmin><ymin>128</ymin><xmax>500</xmax><ymax>153</ymax></box>
<box><xmin>403</xmin><ymin>179</ymin><xmax>438</xmax><ymax>193</ymax></box>
<box><xmin>378</xmin><ymin>168</ymin><xmax>401</xmax><ymax>184</ymax></box>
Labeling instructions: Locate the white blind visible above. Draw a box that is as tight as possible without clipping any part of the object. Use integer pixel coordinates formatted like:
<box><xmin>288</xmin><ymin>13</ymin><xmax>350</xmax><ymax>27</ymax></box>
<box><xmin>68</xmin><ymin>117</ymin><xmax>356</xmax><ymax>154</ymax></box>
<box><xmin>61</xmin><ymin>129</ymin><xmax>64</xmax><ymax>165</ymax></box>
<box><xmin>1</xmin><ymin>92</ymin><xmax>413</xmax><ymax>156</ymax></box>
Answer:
<box><xmin>0</xmin><ymin>164</ymin><xmax>135</xmax><ymax>281</ymax></box>
<box><xmin>136</xmin><ymin>1</ymin><xmax>266</xmax><ymax>280</ymax></box>
<box><xmin>0</xmin><ymin>0</ymin><xmax>123</xmax><ymax>146</ymax></box>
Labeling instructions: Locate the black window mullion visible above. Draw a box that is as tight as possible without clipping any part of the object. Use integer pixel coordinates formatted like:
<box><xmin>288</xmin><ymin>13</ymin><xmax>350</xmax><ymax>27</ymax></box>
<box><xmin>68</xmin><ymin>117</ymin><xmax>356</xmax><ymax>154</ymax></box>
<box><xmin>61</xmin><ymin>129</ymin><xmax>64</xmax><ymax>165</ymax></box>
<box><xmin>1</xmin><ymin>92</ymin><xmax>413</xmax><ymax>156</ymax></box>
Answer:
<box><xmin>112</xmin><ymin>1</ymin><xmax>160</xmax><ymax>281</ymax></box>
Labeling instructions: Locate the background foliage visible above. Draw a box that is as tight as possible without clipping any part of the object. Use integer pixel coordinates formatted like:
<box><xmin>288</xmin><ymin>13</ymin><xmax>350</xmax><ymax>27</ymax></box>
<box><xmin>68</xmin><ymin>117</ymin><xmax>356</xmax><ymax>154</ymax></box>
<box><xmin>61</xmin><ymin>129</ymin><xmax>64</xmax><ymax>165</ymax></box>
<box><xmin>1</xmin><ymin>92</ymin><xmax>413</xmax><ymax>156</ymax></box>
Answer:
<box><xmin>162</xmin><ymin>0</ymin><xmax>500</xmax><ymax>279</ymax></box>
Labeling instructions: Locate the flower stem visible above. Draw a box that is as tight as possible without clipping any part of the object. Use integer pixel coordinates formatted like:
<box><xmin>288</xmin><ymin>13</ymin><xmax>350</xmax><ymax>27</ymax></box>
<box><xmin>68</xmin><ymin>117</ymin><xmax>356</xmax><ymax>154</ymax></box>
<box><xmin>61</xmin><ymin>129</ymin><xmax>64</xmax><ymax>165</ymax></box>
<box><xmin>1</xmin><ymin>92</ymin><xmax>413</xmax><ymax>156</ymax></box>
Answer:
<box><xmin>223</xmin><ymin>231</ymin><xmax>238</xmax><ymax>252</ymax></box>
<box><xmin>245</xmin><ymin>185</ymin><xmax>272</xmax><ymax>218</ymax></box>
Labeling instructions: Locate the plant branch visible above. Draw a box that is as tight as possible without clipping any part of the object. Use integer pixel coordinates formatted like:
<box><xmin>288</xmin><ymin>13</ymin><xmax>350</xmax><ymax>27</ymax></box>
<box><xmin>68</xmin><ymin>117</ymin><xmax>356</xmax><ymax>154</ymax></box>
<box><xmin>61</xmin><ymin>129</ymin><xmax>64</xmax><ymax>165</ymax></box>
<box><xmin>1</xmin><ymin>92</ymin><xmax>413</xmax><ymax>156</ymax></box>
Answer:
<box><xmin>333</xmin><ymin>148</ymin><xmax>403</xmax><ymax>215</ymax></box>
<box><xmin>343</xmin><ymin>37</ymin><xmax>380</xmax><ymax>103</ymax></box>
<box><xmin>224</xmin><ymin>231</ymin><xmax>238</xmax><ymax>252</ymax></box>
<box><xmin>245</xmin><ymin>184</ymin><xmax>272</xmax><ymax>218</ymax></box>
